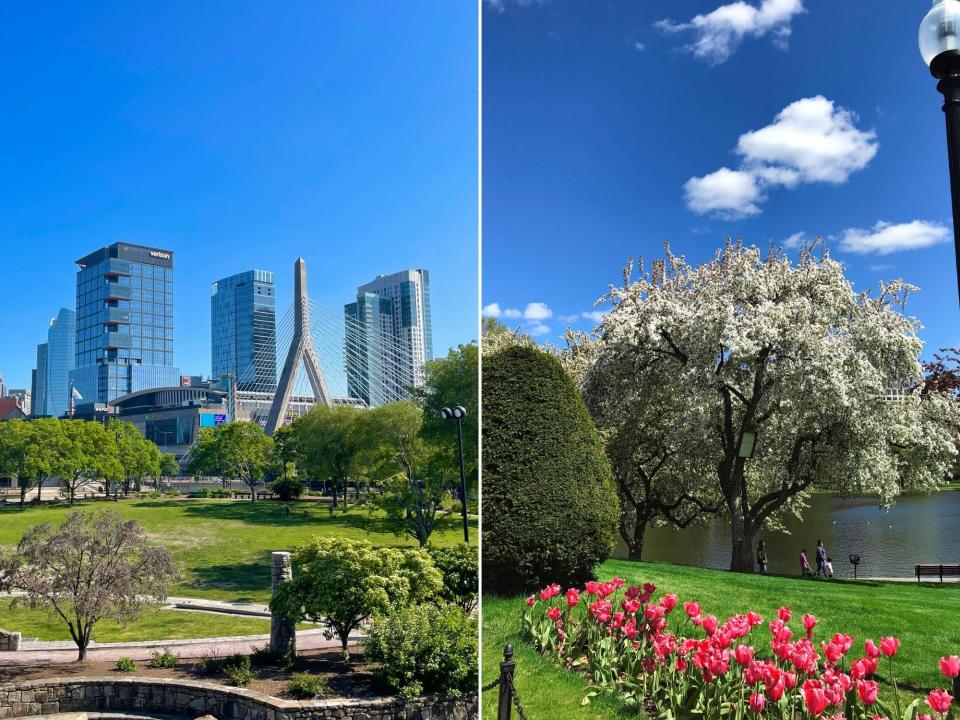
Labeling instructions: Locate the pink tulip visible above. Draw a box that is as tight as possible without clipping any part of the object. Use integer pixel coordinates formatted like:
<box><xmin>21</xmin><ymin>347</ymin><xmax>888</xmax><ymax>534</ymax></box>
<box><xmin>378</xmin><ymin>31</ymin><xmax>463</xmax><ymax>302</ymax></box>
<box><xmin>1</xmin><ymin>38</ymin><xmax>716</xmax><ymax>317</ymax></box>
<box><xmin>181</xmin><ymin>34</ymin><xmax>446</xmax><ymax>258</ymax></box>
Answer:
<box><xmin>803</xmin><ymin>680</ymin><xmax>828</xmax><ymax>716</ymax></box>
<box><xmin>778</xmin><ymin>607</ymin><xmax>792</xmax><ymax>623</ymax></box>
<box><xmin>879</xmin><ymin>636</ymin><xmax>900</xmax><ymax>657</ymax></box>
<box><xmin>857</xmin><ymin>680</ymin><xmax>879</xmax><ymax>706</ymax></box>
<box><xmin>547</xmin><ymin>606</ymin><xmax>561</xmax><ymax>620</ymax></box>
<box><xmin>685</xmin><ymin>601</ymin><xmax>701</xmax><ymax>618</ymax></box>
<box><xmin>735</xmin><ymin>645</ymin><xmax>755</xmax><ymax>667</ymax></box>
<box><xmin>525</xmin><ymin>595</ymin><xmax>536</xmax><ymax>606</ymax></box>
<box><xmin>701</xmin><ymin>614</ymin><xmax>719</xmax><ymax>636</ymax></box>
<box><xmin>928</xmin><ymin>690</ymin><xmax>953</xmax><ymax>715</ymax></box>
<box><xmin>749</xmin><ymin>692</ymin><xmax>766</xmax><ymax>715</ymax></box>
<box><xmin>940</xmin><ymin>656</ymin><xmax>960</xmax><ymax>679</ymax></box>
<box><xmin>865</xmin><ymin>639</ymin><xmax>881</xmax><ymax>659</ymax></box>
<box><xmin>566</xmin><ymin>588</ymin><xmax>579</xmax><ymax>608</ymax></box>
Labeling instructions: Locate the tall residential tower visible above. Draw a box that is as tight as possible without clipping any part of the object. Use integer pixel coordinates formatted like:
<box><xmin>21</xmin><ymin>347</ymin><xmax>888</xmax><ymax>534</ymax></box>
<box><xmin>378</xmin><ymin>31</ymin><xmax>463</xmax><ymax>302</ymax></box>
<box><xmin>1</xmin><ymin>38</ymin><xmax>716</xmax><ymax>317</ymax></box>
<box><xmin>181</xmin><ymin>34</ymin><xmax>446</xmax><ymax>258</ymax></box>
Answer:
<box><xmin>211</xmin><ymin>269</ymin><xmax>277</xmax><ymax>393</ymax></box>
<box><xmin>69</xmin><ymin>242</ymin><xmax>180</xmax><ymax>404</ymax></box>
<box><xmin>344</xmin><ymin>269</ymin><xmax>433</xmax><ymax>407</ymax></box>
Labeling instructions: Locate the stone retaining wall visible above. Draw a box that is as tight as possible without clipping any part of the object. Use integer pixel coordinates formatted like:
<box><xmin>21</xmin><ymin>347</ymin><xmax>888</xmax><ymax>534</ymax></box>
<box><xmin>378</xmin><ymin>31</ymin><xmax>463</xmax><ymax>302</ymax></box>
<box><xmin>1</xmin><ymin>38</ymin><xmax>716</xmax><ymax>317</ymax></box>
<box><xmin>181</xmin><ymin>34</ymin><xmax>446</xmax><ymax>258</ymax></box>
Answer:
<box><xmin>0</xmin><ymin>631</ymin><xmax>20</xmax><ymax>652</ymax></box>
<box><xmin>0</xmin><ymin>677</ymin><xmax>478</xmax><ymax>720</ymax></box>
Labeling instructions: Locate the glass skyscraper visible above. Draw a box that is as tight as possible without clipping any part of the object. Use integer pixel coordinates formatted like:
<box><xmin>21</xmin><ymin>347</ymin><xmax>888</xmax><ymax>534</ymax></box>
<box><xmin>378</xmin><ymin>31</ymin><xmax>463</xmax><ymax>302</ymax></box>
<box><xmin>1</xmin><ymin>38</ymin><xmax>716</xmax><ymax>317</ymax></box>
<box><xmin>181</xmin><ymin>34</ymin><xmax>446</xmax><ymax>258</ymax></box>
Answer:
<box><xmin>210</xmin><ymin>269</ymin><xmax>277</xmax><ymax>393</ymax></box>
<box><xmin>344</xmin><ymin>269</ymin><xmax>433</xmax><ymax>407</ymax></box>
<box><xmin>70</xmin><ymin>242</ymin><xmax>180</xmax><ymax>404</ymax></box>
<box><xmin>30</xmin><ymin>308</ymin><xmax>76</xmax><ymax>417</ymax></box>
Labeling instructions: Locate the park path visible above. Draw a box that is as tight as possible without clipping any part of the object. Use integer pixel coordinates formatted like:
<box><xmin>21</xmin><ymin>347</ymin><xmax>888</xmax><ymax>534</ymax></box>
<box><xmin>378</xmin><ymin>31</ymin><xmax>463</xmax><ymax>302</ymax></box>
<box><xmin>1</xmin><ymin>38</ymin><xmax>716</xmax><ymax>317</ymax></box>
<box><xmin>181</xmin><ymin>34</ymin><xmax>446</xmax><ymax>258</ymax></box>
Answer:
<box><xmin>0</xmin><ymin>629</ymin><xmax>360</xmax><ymax>666</ymax></box>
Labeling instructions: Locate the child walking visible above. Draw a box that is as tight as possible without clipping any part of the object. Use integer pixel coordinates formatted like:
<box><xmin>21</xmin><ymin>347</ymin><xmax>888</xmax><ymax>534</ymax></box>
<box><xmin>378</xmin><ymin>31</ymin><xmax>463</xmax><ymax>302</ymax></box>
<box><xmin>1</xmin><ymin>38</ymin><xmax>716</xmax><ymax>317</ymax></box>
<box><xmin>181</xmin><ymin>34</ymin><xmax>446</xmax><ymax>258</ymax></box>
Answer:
<box><xmin>800</xmin><ymin>548</ymin><xmax>812</xmax><ymax>577</ymax></box>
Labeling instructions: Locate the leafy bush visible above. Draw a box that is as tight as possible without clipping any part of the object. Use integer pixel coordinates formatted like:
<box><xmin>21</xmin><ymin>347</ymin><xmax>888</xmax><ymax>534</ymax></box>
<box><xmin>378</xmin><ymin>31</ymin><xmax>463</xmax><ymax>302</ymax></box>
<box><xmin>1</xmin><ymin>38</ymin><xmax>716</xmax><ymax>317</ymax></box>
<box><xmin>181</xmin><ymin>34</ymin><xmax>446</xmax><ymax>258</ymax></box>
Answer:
<box><xmin>188</xmin><ymin>488</ymin><xmax>212</xmax><ymax>498</ymax></box>
<box><xmin>250</xmin><ymin>644</ymin><xmax>280</xmax><ymax>667</ymax></box>
<box><xmin>482</xmin><ymin>345</ymin><xmax>619</xmax><ymax>594</ymax></box>
<box><xmin>115</xmin><ymin>656</ymin><xmax>136</xmax><ymax>672</ymax></box>
<box><xmin>363</xmin><ymin>604</ymin><xmax>477</xmax><ymax>700</ymax></box>
<box><xmin>288</xmin><ymin>672</ymin><xmax>330</xmax><ymax>699</ymax></box>
<box><xmin>271</xmin><ymin>537</ymin><xmax>443</xmax><ymax>658</ymax></box>
<box><xmin>427</xmin><ymin>544</ymin><xmax>478</xmax><ymax>612</ymax></box>
<box><xmin>150</xmin><ymin>648</ymin><xmax>178</xmax><ymax>668</ymax></box>
<box><xmin>272</xmin><ymin>476</ymin><xmax>306</xmax><ymax>500</ymax></box>
<box><xmin>163</xmin><ymin>488</ymin><xmax>181</xmax><ymax>497</ymax></box>
<box><xmin>221</xmin><ymin>654</ymin><xmax>257</xmax><ymax>687</ymax></box>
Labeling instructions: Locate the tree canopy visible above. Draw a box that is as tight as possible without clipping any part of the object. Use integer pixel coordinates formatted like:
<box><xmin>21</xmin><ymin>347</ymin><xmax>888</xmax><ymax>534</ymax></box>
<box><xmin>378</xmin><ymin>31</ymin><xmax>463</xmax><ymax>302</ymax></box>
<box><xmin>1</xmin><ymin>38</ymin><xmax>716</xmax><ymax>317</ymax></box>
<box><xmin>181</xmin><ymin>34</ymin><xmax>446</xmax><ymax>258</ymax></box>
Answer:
<box><xmin>582</xmin><ymin>242</ymin><xmax>960</xmax><ymax>572</ymax></box>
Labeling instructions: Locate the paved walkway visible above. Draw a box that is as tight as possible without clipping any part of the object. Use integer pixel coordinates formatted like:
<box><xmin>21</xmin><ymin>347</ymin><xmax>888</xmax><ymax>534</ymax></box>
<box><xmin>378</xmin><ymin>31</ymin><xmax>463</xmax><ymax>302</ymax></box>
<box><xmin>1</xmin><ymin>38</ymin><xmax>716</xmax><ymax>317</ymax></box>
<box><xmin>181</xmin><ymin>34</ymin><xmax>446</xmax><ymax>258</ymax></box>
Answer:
<box><xmin>0</xmin><ymin>629</ymin><xmax>359</xmax><ymax>666</ymax></box>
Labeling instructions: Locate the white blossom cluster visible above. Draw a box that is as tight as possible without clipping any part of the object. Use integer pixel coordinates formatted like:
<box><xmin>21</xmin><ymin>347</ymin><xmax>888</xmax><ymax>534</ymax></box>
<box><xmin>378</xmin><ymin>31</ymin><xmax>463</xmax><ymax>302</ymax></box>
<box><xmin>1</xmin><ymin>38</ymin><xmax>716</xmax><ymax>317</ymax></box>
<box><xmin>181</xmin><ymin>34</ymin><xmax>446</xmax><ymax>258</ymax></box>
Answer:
<box><xmin>580</xmin><ymin>242</ymin><xmax>959</xmax><ymax>557</ymax></box>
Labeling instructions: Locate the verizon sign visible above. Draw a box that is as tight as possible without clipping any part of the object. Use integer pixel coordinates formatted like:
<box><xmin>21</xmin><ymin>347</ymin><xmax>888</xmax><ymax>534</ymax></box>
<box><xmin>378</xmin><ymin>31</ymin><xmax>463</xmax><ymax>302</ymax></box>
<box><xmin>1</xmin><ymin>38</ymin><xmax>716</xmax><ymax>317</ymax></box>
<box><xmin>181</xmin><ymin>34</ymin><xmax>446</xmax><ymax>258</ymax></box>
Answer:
<box><xmin>150</xmin><ymin>251</ymin><xmax>171</xmax><ymax>259</ymax></box>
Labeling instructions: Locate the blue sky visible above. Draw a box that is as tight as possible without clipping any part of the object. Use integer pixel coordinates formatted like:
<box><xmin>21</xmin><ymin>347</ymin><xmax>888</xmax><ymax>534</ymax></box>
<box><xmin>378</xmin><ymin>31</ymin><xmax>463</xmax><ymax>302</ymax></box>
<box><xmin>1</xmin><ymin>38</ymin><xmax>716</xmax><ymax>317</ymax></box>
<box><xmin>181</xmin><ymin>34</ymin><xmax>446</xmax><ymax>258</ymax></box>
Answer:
<box><xmin>482</xmin><ymin>0</ymin><xmax>960</xmax><ymax>359</ymax></box>
<box><xmin>0</xmin><ymin>2</ymin><xmax>477</xmax><ymax>390</ymax></box>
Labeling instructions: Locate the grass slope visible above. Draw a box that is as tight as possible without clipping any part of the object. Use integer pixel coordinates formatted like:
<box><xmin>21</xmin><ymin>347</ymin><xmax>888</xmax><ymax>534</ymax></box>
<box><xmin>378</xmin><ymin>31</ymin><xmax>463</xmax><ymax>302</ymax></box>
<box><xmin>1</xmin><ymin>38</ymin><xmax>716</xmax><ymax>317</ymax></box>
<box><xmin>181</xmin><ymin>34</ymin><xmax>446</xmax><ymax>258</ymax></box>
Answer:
<box><xmin>482</xmin><ymin>559</ymin><xmax>960</xmax><ymax>720</ymax></box>
<box><xmin>0</xmin><ymin>600</ymin><xmax>274</xmax><ymax>643</ymax></box>
<box><xmin>0</xmin><ymin>498</ymin><xmax>476</xmax><ymax>603</ymax></box>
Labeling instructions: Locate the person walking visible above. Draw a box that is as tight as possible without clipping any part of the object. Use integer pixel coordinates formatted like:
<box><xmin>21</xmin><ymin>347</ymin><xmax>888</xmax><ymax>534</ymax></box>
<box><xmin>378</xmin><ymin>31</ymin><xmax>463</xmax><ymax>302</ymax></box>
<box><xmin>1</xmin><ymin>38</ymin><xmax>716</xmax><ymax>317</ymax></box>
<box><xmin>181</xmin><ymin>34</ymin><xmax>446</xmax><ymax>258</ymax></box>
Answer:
<box><xmin>815</xmin><ymin>539</ymin><xmax>827</xmax><ymax>577</ymax></box>
<box><xmin>800</xmin><ymin>548</ymin><xmax>812</xmax><ymax>577</ymax></box>
<box><xmin>756</xmin><ymin>540</ymin><xmax>768</xmax><ymax>574</ymax></box>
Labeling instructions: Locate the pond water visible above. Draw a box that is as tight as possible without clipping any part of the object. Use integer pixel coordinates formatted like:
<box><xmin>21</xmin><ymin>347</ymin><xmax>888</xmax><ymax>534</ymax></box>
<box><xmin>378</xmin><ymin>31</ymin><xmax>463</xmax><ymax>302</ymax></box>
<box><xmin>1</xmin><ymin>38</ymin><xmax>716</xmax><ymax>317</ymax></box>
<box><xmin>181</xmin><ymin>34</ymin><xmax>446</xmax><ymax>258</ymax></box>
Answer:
<box><xmin>617</xmin><ymin>489</ymin><xmax>960</xmax><ymax>579</ymax></box>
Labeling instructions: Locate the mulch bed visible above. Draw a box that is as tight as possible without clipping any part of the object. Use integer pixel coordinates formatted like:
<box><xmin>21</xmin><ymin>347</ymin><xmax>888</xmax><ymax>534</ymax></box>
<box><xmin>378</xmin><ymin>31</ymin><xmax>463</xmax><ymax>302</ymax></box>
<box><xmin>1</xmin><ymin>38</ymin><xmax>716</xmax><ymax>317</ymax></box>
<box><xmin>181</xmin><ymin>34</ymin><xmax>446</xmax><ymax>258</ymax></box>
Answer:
<box><xmin>0</xmin><ymin>647</ymin><xmax>390</xmax><ymax>700</ymax></box>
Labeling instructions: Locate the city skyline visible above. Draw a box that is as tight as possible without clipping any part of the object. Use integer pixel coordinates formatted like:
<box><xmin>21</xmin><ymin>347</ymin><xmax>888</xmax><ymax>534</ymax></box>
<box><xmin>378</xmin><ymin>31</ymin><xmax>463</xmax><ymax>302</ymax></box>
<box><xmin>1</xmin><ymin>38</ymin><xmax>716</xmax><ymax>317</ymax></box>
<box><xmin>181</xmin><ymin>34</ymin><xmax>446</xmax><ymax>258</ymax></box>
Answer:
<box><xmin>0</xmin><ymin>2</ymin><xmax>477</xmax><ymax>390</ymax></box>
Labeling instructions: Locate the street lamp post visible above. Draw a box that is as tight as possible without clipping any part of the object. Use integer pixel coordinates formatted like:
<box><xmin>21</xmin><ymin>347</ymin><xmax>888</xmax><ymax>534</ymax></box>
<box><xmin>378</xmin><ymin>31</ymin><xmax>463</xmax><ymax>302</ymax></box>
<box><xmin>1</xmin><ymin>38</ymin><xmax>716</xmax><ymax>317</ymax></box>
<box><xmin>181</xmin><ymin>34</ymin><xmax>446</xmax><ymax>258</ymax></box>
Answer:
<box><xmin>440</xmin><ymin>405</ymin><xmax>470</xmax><ymax>544</ymax></box>
<box><xmin>114</xmin><ymin>430</ymin><xmax>121</xmax><ymax>502</ymax></box>
<box><xmin>920</xmin><ymin>0</ymin><xmax>960</xmax><ymax>304</ymax></box>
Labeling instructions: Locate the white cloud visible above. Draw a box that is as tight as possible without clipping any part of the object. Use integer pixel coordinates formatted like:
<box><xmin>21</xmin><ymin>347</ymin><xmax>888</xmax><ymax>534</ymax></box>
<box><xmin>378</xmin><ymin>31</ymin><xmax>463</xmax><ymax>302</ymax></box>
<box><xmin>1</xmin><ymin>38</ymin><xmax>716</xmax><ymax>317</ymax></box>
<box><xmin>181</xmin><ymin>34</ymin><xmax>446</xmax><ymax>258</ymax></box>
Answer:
<box><xmin>656</xmin><ymin>0</ymin><xmax>805</xmax><ymax>64</ymax></box>
<box><xmin>482</xmin><ymin>303</ymin><xmax>502</xmax><ymax>319</ymax></box>
<box><xmin>634</xmin><ymin>41</ymin><xmax>646</xmax><ymax>51</ymax></box>
<box><xmin>559</xmin><ymin>314</ymin><xmax>581</xmax><ymax>323</ymax></box>
<box><xmin>837</xmin><ymin>220</ymin><xmax>950</xmax><ymax>255</ymax></box>
<box><xmin>522</xmin><ymin>302</ymin><xmax>553</xmax><ymax>321</ymax></box>
<box><xmin>686</xmin><ymin>97</ymin><xmax>877</xmax><ymax>218</ymax></box>
<box><xmin>527</xmin><ymin>322</ymin><xmax>552</xmax><ymax>336</ymax></box>
<box><xmin>582</xmin><ymin>311</ymin><xmax>607</xmax><ymax>323</ymax></box>
<box><xmin>737</xmin><ymin>97</ymin><xmax>877</xmax><ymax>185</ymax></box>
<box><xmin>783</xmin><ymin>231</ymin><xmax>807</xmax><ymax>248</ymax></box>
<box><xmin>684</xmin><ymin>168</ymin><xmax>763</xmax><ymax>219</ymax></box>
<box><xmin>869</xmin><ymin>263</ymin><xmax>894</xmax><ymax>272</ymax></box>
<box><xmin>503</xmin><ymin>308</ymin><xmax>523</xmax><ymax>319</ymax></box>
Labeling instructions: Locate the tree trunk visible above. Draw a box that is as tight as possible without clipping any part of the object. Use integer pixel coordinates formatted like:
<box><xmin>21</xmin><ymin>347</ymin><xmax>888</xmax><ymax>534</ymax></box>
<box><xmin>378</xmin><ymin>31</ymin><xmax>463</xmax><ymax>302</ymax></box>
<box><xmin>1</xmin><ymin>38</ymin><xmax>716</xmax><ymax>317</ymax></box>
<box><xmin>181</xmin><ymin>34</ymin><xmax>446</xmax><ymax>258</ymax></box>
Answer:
<box><xmin>77</xmin><ymin>643</ymin><xmax>87</xmax><ymax>662</ymax></box>
<box><xmin>628</xmin><ymin>518</ymin><xmax>646</xmax><ymax>561</ymax></box>
<box><xmin>19</xmin><ymin>478</ymin><xmax>26</xmax><ymax>511</ymax></box>
<box><xmin>728</xmin><ymin>493</ymin><xmax>755</xmax><ymax>573</ymax></box>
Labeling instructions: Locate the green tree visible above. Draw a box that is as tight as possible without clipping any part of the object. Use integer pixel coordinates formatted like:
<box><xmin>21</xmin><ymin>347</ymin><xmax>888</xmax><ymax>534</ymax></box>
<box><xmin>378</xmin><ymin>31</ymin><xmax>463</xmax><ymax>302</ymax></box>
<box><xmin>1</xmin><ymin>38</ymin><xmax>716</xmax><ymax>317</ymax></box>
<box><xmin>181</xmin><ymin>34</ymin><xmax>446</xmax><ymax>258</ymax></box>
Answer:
<box><xmin>483</xmin><ymin>345</ymin><xmax>620</xmax><ymax>594</ymax></box>
<box><xmin>365</xmin><ymin>401</ymin><xmax>453</xmax><ymax>547</ymax></box>
<box><xmin>412</xmin><ymin>343</ymin><xmax>478</xmax><ymax>495</ymax></box>
<box><xmin>292</xmin><ymin>405</ymin><xmax>364</xmax><ymax>509</ymax></box>
<box><xmin>109</xmin><ymin>420</ymin><xmax>161</xmax><ymax>496</ymax></box>
<box><xmin>59</xmin><ymin>421</ymin><xmax>124</xmax><ymax>504</ymax></box>
<box><xmin>188</xmin><ymin>421</ymin><xmax>273</xmax><ymax>502</ymax></box>
<box><xmin>270</xmin><ymin>537</ymin><xmax>442</xmax><ymax>659</ymax></box>
<box><xmin>426</xmin><ymin>544</ymin><xmax>478</xmax><ymax>613</ymax></box>
<box><xmin>0</xmin><ymin>420</ymin><xmax>36</xmax><ymax>510</ymax></box>
<box><xmin>159</xmin><ymin>453</ymin><xmax>180</xmax><ymax>478</ymax></box>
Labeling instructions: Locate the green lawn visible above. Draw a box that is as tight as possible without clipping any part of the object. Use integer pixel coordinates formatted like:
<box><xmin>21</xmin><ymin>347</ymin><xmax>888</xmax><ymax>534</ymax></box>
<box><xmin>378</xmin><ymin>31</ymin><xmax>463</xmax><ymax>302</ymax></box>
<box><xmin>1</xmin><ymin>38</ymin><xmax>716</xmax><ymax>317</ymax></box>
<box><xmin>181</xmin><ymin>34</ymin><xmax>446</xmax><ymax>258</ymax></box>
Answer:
<box><xmin>0</xmin><ymin>600</ymin><xmax>275</xmax><ymax>643</ymax></box>
<box><xmin>482</xmin><ymin>560</ymin><xmax>960</xmax><ymax>720</ymax></box>
<box><xmin>0</xmin><ymin>498</ymin><xmax>477</xmax><ymax>603</ymax></box>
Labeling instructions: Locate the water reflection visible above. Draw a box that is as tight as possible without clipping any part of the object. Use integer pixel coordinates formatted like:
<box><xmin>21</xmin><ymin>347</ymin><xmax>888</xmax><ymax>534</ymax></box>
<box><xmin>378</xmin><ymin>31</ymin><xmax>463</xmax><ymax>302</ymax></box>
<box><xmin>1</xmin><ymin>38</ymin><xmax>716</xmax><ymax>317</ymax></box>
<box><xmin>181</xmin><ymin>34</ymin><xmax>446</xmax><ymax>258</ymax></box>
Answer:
<box><xmin>617</xmin><ymin>490</ymin><xmax>960</xmax><ymax>579</ymax></box>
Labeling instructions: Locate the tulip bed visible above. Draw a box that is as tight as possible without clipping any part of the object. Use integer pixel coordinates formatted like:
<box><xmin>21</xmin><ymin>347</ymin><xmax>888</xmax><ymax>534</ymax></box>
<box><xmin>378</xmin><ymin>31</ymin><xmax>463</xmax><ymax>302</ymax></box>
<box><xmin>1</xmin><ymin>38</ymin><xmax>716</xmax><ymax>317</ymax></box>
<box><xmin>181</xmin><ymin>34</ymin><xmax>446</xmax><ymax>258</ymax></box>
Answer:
<box><xmin>482</xmin><ymin>561</ymin><xmax>960</xmax><ymax>720</ymax></box>
<box><xmin>523</xmin><ymin>575</ymin><xmax>959</xmax><ymax>720</ymax></box>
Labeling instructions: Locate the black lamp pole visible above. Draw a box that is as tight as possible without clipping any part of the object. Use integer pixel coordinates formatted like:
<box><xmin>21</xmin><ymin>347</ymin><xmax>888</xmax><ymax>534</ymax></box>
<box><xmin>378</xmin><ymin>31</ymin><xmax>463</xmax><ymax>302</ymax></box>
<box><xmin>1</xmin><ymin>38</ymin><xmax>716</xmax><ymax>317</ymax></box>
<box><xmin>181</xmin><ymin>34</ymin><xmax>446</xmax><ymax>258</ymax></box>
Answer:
<box><xmin>441</xmin><ymin>405</ymin><xmax>470</xmax><ymax>544</ymax></box>
<box><xmin>931</xmin><ymin>50</ymin><xmax>960</xmax><ymax>305</ymax></box>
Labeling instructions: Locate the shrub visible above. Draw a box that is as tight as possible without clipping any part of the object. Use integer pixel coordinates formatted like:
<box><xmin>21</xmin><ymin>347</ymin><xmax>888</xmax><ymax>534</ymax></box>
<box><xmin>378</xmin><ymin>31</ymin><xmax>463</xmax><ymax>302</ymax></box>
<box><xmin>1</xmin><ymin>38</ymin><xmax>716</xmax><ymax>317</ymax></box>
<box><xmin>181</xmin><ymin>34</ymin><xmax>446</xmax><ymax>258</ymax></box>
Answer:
<box><xmin>115</xmin><ymin>656</ymin><xmax>136</xmax><ymax>672</ymax></box>
<box><xmin>363</xmin><ymin>604</ymin><xmax>477</xmax><ymax>700</ymax></box>
<box><xmin>272</xmin><ymin>476</ymin><xmax>306</xmax><ymax>500</ymax></box>
<box><xmin>288</xmin><ymin>672</ymin><xmax>330</xmax><ymax>699</ymax></box>
<box><xmin>270</xmin><ymin>537</ymin><xmax>443</xmax><ymax>658</ymax></box>
<box><xmin>482</xmin><ymin>345</ymin><xmax>619</xmax><ymax>594</ymax></box>
<box><xmin>163</xmin><ymin>488</ymin><xmax>181</xmax><ymax>497</ymax></box>
<box><xmin>221</xmin><ymin>654</ymin><xmax>257</xmax><ymax>686</ymax></box>
<box><xmin>250</xmin><ymin>644</ymin><xmax>280</xmax><ymax>667</ymax></box>
<box><xmin>427</xmin><ymin>544</ymin><xmax>478</xmax><ymax>612</ymax></box>
<box><xmin>150</xmin><ymin>648</ymin><xmax>178</xmax><ymax>668</ymax></box>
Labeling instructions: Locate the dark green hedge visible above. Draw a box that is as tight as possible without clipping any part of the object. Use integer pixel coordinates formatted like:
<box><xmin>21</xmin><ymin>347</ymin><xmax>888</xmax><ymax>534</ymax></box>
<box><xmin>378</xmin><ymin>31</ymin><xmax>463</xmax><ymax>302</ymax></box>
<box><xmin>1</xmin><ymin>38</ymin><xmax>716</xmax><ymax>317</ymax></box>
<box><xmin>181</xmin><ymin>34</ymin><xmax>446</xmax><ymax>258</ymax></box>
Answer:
<box><xmin>482</xmin><ymin>345</ymin><xmax>619</xmax><ymax>595</ymax></box>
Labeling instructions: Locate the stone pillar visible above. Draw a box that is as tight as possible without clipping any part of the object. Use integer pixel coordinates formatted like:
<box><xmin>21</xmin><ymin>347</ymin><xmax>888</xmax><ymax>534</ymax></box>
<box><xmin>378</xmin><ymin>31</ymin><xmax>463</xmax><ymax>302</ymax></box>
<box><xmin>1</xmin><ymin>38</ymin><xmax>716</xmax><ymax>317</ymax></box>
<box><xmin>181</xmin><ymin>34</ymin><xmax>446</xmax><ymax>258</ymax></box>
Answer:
<box><xmin>270</xmin><ymin>551</ymin><xmax>296</xmax><ymax>658</ymax></box>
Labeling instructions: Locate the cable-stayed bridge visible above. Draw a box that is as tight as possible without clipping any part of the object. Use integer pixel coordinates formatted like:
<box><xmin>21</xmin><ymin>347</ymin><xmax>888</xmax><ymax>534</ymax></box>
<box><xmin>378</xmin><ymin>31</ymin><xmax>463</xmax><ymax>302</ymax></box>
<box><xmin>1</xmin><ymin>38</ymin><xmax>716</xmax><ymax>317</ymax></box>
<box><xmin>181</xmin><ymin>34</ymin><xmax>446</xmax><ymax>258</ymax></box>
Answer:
<box><xmin>232</xmin><ymin>258</ymin><xmax>418</xmax><ymax>434</ymax></box>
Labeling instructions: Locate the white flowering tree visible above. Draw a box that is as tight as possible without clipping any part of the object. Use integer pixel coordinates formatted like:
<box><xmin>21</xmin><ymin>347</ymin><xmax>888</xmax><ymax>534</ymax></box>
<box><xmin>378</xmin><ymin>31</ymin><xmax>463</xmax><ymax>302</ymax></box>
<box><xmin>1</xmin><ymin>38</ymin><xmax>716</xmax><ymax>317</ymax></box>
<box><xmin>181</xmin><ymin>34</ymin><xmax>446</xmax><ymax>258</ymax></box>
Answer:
<box><xmin>582</xmin><ymin>241</ymin><xmax>960</xmax><ymax>572</ymax></box>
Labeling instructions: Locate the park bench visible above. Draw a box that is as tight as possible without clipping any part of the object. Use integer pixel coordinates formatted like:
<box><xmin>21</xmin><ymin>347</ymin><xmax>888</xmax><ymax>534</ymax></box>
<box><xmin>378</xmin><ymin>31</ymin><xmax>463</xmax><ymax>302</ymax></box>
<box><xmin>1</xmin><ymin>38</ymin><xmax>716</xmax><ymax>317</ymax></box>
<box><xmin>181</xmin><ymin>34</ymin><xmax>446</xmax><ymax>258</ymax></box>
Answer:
<box><xmin>915</xmin><ymin>564</ymin><xmax>960</xmax><ymax>582</ymax></box>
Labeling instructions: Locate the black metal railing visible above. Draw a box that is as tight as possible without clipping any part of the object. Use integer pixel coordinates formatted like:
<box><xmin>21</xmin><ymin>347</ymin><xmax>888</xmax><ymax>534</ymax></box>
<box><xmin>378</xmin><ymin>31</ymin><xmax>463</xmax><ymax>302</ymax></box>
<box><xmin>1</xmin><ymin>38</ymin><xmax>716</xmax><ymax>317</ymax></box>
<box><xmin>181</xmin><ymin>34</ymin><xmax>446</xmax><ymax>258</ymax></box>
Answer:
<box><xmin>482</xmin><ymin>645</ymin><xmax>528</xmax><ymax>720</ymax></box>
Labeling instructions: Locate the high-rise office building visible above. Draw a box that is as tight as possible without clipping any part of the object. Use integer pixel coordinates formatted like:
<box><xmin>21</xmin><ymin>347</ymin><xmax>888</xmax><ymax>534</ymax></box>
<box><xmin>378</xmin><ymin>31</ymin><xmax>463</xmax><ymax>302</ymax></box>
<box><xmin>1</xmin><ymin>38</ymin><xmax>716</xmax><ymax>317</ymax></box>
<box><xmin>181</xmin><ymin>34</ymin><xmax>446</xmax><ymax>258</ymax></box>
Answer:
<box><xmin>344</xmin><ymin>269</ymin><xmax>433</xmax><ymax>407</ymax></box>
<box><xmin>211</xmin><ymin>269</ymin><xmax>277</xmax><ymax>393</ymax></box>
<box><xmin>69</xmin><ymin>242</ymin><xmax>180</xmax><ymax>404</ymax></box>
<box><xmin>29</xmin><ymin>307</ymin><xmax>76</xmax><ymax>417</ymax></box>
